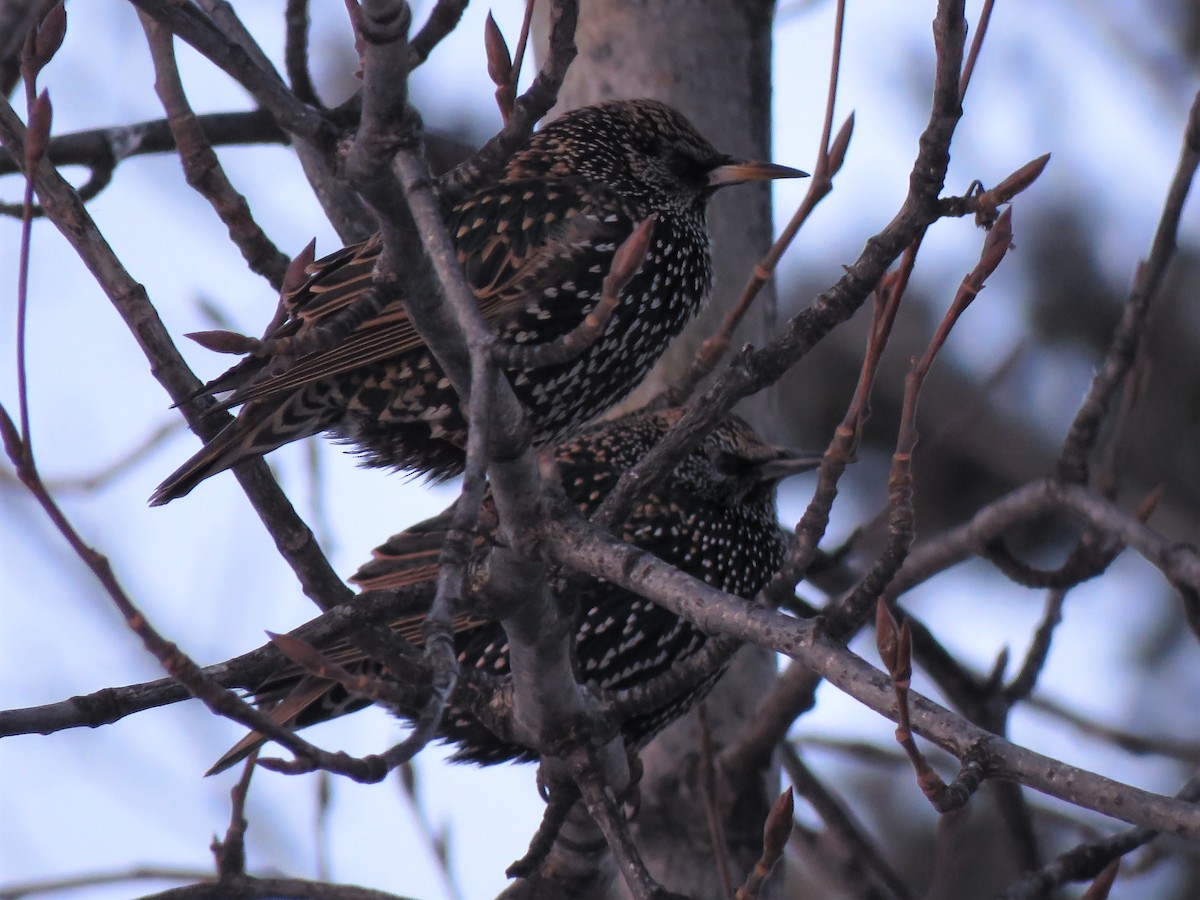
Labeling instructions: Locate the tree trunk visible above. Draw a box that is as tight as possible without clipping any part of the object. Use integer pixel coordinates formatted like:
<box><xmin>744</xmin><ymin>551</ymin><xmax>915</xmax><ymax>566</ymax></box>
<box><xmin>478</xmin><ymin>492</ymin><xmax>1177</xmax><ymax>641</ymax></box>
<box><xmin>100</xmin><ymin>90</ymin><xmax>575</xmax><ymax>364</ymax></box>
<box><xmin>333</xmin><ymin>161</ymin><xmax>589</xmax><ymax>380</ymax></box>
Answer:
<box><xmin>537</xmin><ymin>3</ymin><xmax>783</xmax><ymax>897</ymax></box>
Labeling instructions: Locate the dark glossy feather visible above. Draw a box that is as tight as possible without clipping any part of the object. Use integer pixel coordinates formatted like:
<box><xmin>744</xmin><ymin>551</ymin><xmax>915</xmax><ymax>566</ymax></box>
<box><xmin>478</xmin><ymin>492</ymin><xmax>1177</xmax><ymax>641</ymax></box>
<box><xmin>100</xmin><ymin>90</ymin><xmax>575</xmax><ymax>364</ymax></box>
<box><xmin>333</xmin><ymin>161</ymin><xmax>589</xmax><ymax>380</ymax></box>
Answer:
<box><xmin>208</xmin><ymin>409</ymin><xmax>817</xmax><ymax>772</ymax></box>
<box><xmin>152</xmin><ymin>99</ymin><xmax>804</xmax><ymax>505</ymax></box>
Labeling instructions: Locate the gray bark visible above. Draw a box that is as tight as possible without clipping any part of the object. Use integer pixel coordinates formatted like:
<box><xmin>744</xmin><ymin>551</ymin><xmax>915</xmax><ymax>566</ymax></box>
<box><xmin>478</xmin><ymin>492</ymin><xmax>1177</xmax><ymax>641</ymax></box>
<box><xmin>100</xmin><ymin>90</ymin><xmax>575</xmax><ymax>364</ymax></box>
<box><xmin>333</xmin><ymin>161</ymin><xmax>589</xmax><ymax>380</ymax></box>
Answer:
<box><xmin>537</xmin><ymin>3</ymin><xmax>784</xmax><ymax>897</ymax></box>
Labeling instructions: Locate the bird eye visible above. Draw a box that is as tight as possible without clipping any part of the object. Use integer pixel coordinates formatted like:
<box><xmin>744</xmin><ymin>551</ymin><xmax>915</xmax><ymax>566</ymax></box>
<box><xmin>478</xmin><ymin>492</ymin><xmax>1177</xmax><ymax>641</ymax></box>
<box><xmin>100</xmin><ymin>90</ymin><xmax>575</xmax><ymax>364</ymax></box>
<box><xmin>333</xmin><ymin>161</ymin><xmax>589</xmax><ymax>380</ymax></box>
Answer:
<box><xmin>711</xmin><ymin>449</ymin><xmax>752</xmax><ymax>477</ymax></box>
<box><xmin>667</xmin><ymin>145</ymin><xmax>707</xmax><ymax>182</ymax></box>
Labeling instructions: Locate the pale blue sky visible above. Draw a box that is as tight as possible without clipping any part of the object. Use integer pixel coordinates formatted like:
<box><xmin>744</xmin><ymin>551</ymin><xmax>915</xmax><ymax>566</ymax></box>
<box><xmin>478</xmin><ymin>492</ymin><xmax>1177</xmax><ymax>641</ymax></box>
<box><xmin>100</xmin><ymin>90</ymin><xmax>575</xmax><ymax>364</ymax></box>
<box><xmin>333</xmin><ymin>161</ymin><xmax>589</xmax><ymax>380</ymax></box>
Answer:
<box><xmin>2</xmin><ymin>2</ymin><xmax>1198</xmax><ymax>898</ymax></box>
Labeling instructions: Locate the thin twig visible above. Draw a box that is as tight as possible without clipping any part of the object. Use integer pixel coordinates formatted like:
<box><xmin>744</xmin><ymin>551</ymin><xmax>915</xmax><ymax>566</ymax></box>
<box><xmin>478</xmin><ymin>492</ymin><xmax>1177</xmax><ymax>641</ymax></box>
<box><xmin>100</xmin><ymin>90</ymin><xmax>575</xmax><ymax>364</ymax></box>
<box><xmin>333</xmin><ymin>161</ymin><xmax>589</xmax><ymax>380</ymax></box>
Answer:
<box><xmin>195</xmin><ymin>0</ymin><xmax>283</xmax><ymax>88</ymax></box>
<box><xmin>140</xmin><ymin>12</ymin><xmax>290</xmax><ymax>289</ymax></box>
<box><xmin>763</xmin><ymin>253</ymin><xmax>910</xmax><ymax>608</ymax></box>
<box><xmin>996</xmin><ymin>772</ymin><xmax>1200</xmax><ymax>899</ymax></box>
<box><xmin>780</xmin><ymin>745</ymin><xmax>913</xmax><ymax>900</ymax></box>
<box><xmin>958</xmin><ymin>0</ymin><xmax>995</xmax><ymax>100</ymax></box>
<box><xmin>1027</xmin><ymin>693</ymin><xmax>1200</xmax><ymax>763</ymax></box>
<box><xmin>0</xmin><ymin>405</ymin><xmax>344</xmax><ymax>776</ymax></box>
<box><xmin>1003</xmin><ymin>590</ymin><xmax>1067</xmax><ymax>704</ymax></box>
<box><xmin>129</xmin><ymin>0</ymin><xmax>327</xmax><ymax>141</ymax></box>
<box><xmin>566</xmin><ymin>748</ymin><xmax>663</xmax><ymax>900</ymax></box>
<box><xmin>506</xmin><ymin>786</ymin><xmax>581</xmax><ymax>878</ymax></box>
<box><xmin>0</xmin><ymin>93</ymin><xmax>353</xmax><ymax>612</ymax></box>
<box><xmin>734</xmin><ymin>788</ymin><xmax>794</xmax><ymax>900</ymax></box>
<box><xmin>851</xmin><ymin>211</ymin><xmax>1012</xmax><ymax>622</ymax></box>
<box><xmin>698</xmin><ymin>704</ymin><xmax>734</xmax><ymax>897</ymax></box>
<box><xmin>877</xmin><ymin>601</ymin><xmax>984</xmax><ymax>812</ymax></box>
<box><xmin>212</xmin><ymin>753</ymin><xmax>257</xmax><ymax>879</ymax></box>
<box><xmin>438</xmin><ymin>0</ymin><xmax>578</xmax><ymax>200</ymax></box>
<box><xmin>0</xmin><ymin>109</ymin><xmax>288</xmax><ymax>176</ymax></box>
<box><xmin>591</xmin><ymin>0</ymin><xmax>970</xmax><ymax>530</ymax></box>
<box><xmin>409</xmin><ymin>0</ymin><xmax>470</xmax><ymax>68</ymax></box>
<box><xmin>284</xmin><ymin>0</ymin><xmax>320</xmax><ymax>106</ymax></box>
<box><xmin>1058</xmin><ymin>88</ymin><xmax>1200</xmax><ymax>485</ymax></box>
<box><xmin>717</xmin><ymin>261</ymin><xmax>914</xmax><ymax>782</ymax></box>
<box><xmin>0</xmin><ymin>584</ymin><xmax>429</xmax><ymax>738</ymax></box>
<box><xmin>669</xmin><ymin>0</ymin><xmax>848</xmax><ymax>404</ymax></box>
<box><xmin>397</xmin><ymin>763</ymin><xmax>465</xmax><ymax>900</ymax></box>
<box><xmin>0</xmin><ymin>866</ymin><xmax>221</xmax><ymax>898</ymax></box>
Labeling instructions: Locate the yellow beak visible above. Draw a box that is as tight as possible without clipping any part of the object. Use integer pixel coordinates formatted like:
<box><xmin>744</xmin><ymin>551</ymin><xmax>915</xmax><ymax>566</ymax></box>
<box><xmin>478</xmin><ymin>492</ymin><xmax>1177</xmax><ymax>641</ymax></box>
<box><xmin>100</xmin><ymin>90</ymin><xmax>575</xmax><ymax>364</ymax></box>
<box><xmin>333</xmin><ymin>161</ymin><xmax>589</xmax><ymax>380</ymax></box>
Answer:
<box><xmin>707</xmin><ymin>159</ymin><xmax>809</xmax><ymax>188</ymax></box>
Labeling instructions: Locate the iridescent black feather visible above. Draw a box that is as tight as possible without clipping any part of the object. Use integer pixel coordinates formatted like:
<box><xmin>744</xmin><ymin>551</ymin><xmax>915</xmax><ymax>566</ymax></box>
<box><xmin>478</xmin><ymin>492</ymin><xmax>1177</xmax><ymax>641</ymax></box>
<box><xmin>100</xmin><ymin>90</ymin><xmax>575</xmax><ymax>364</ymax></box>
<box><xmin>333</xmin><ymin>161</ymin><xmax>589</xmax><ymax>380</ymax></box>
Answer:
<box><xmin>152</xmin><ymin>100</ymin><xmax>803</xmax><ymax>505</ymax></box>
<box><xmin>209</xmin><ymin>409</ymin><xmax>818</xmax><ymax>773</ymax></box>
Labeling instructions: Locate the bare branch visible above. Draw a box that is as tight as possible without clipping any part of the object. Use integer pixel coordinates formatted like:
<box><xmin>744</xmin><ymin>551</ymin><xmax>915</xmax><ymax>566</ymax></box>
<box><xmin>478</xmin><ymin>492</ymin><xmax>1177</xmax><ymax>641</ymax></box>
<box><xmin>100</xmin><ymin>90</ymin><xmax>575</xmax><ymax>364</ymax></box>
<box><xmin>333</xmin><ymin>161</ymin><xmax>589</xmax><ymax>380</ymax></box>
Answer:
<box><xmin>0</xmin><ymin>109</ymin><xmax>288</xmax><ymax>177</ymax></box>
<box><xmin>996</xmin><ymin>773</ymin><xmax>1200</xmax><ymax>899</ymax></box>
<box><xmin>1058</xmin><ymin>87</ymin><xmax>1200</xmax><ymax>485</ymax></box>
<box><xmin>669</xmin><ymin>0</ymin><xmax>848</xmax><ymax>404</ymax></box>
<box><xmin>409</xmin><ymin>0</ymin><xmax>470</xmax><ymax>68</ymax></box>
<box><xmin>128</xmin><ymin>0</ymin><xmax>327</xmax><ymax>142</ymax></box>
<box><xmin>593</xmin><ymin>0</ymin><xmax>969</xmax><ymax>529</ymax></box>
<box><xmin>439</xmin><ymin>0</ymin><xmax>578</xmax><ymax>200</ymax></box>
<box><xmin>0</xmin><ymin>403</ymin><xmax>348</xmax><ymax>778</ymax></box>
<box><xmin>0</xmin><ymin>93</ymin><xmax>352</xmax><ymax>612</ymax></box>
<box><xmin>542</xmin><ymin>511</ymin><xmax>1200</xmax><ymax>839</ymax></box>
<box><xmin>0</xmin><ymin>581</ymin><xmax>432</xmax><ymax>738</ymax></box>
<box><xmin>140</xmin><ymin>12</ymin><xmax>290</xmax><ymax>289</ymax></box>
<box><xmin>284</xmin><ymin>0</ymin><xmax>320</xmax><ymax>107</ymax></box>
<box><xmin>780</xmin><ymin>745</ymin><xmax>913</xmax><ymax>900</ymax></box>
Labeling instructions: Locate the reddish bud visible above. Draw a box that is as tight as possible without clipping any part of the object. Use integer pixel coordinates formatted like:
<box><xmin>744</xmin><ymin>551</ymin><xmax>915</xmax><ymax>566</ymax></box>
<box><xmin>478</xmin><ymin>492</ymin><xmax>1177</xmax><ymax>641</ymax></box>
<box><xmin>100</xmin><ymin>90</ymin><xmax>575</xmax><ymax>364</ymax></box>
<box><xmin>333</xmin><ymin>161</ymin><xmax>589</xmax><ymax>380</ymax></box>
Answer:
<box><xmin>1135</xmin><ymin>486</ymin><xmax>1163</xmax><ymax>522</ymax></box>
<box><xmin>979</xmin><ymin>206</ymin><xmax>1014</xmax><ymax>275</ymax></box>
<box><xmin>875</xmin><ymin>599</ymin><xmax>899</xmax><ymax>672</ymax></box>
<box><xmin>20</xmin><ymin>2</ymin><xmax>66</xmax><ymax>79</ymax></box>
<box><xmin>828</xmin><ymin>112</ymin><xmax>855</xmax><ymax>175</ymax></box>
<box><xmin>762</xmin><ymin>787</ymin><xmax>794</xmax><ymax>858</ymax></box>
<box><xmin>283</xmin><ymin>238</ymin><xmax>318</xmax><ymax>295</ymax></box>
<box><xmin>266</xmin><ymin>631</ymin><xmax>327</xmax><ymax>673</ymax></box>
<box><xmin>0</xmin><ymin>403</ymin><xmax>23</xmax><ymax>462</ymax></box>
<box><xmin>25</xmin><ymin>90</ymin><xmax>52</xmax><ymax>168</ymax></box>
<box><xmin>895</xmin><ymin>619</ymin><xmax>913</xmax><ymax>684</ymax></box>
<box><xmin>991</xmin><ymin>153</ymin><xmax>1051</xmax><ymax>205</ymax></box>
<box><xmin>185</xmin><ymin>329</ymin><xmax>261</xmax><ymax>355</ymax></box>
<box><xmin>609</xmin><ymin>214</ymin><xmax>657</xmax><ymax>287</ymax></box>
<box><xmin>484</xmin><ymin>12</ymin><xmax>513</xmax><ymax>89</ymax></box>
<box><xmin>34</xmin><ymin>4</ymin><xmax>67</xmax><ymax>67</ymax></box>
<box><xmin>1080</xmin><ymin>859</ymin><xmax>1119</xmax><ymax>900</ymax></box>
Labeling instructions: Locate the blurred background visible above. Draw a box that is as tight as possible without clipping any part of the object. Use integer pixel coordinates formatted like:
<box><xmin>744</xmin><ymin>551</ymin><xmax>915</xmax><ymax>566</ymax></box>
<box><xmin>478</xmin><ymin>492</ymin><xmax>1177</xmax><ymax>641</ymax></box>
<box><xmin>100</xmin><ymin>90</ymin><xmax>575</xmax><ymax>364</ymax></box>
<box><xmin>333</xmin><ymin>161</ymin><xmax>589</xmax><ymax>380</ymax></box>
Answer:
<box><xmin>2</xmin><ymin>1</ymin><xmax>1200</xmax><ymax>897</ymax></box>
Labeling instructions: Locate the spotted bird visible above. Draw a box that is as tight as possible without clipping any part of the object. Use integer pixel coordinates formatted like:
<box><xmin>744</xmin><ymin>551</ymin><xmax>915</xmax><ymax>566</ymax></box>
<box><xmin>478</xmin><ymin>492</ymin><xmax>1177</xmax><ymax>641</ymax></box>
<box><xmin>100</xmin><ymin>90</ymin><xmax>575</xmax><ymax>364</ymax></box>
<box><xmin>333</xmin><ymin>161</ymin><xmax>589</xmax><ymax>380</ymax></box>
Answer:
<box><xmin>207</xmin><ymin>408</ymin><xmax>819</xmax><ymax>772</ymax></box>
<box><xmin>151</xmin><ymin>99</ymin><xmax>805</xmax><ymax>505</ymax></box>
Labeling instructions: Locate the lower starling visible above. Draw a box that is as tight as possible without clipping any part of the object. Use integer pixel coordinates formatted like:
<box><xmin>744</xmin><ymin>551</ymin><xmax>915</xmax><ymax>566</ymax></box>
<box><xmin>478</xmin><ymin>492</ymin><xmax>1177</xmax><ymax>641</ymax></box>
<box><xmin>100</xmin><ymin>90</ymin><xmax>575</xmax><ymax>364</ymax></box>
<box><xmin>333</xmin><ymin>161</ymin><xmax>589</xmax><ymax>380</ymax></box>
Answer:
<box><xmin>150</xmin><ymin>100</ymin><xmax>804</xmax><ymax>505</ymax></box>
<box><xmin>208</xmin><ymin>408</ymin><xmax>819</xmax><ymax>772</ymax></box>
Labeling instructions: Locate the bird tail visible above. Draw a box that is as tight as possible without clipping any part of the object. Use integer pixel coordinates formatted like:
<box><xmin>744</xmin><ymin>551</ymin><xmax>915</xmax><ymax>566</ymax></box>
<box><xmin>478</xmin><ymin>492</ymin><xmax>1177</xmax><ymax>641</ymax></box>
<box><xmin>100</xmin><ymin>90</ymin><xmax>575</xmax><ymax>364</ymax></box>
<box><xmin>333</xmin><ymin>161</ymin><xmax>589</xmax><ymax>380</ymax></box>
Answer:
<box><xmin>149</xmin><ymin>395</ymin><xmax>327</xmax><ymax>505</ymax></box>
<box><xmin>205</xmin><ymin>676</ymin><xmax>335</xmax><ymax>776</ymax></box>
<box><xmin>149</xmin><ymin>428</ymin><xmax>248</xmax><ymax>506</ymax></box>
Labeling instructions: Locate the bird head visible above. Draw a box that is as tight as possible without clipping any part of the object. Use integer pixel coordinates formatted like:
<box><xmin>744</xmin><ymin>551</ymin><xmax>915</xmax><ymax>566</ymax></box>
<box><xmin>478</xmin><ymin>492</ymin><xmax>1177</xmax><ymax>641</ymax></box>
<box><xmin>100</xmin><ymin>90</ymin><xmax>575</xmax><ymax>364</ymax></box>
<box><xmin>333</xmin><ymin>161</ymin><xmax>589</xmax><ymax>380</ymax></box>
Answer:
<box><xmin>510</xmin><ymin>99</ymin><xmax>807</xmax><ymax>215</ymax></box>
<box><xmin>688</xmin><ymin>414</ymin><xmax>822</xmax><ymax>506</ymax></box>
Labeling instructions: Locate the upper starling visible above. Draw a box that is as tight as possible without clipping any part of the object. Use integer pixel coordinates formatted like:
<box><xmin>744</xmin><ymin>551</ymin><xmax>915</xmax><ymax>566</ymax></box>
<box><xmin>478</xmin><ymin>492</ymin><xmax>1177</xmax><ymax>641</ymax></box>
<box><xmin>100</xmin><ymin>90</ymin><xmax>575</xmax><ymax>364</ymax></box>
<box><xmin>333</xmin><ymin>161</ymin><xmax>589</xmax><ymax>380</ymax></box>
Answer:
<box><xmin>151</xmin><ymin>99</ymin><xmax>805</xmax><ymax>505</ymax></box>
<box><xmin>208</xmin><ymin>408</ymin><xmax>819</xmax><ymax>772</ymax></box>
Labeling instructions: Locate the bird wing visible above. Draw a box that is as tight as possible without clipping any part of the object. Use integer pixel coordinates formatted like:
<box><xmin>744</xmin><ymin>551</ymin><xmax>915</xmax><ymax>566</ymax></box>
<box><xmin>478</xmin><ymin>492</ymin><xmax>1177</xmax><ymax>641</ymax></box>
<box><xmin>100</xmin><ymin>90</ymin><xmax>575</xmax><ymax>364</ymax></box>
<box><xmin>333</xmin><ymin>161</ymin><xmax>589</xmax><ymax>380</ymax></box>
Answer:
<box><xmin>208</xmin><ymin>178</ymin><xmax>631</xmax><ymax>409</ymax></box>
<box><xmin>350</xmin><ymin>496</ymin><xmax>501</xmax><ymax>591</ymax></box>
<box><xmin>255</xmin><ymin>499</ymin><xmax>498</xmax><ymax>685</ymax></box>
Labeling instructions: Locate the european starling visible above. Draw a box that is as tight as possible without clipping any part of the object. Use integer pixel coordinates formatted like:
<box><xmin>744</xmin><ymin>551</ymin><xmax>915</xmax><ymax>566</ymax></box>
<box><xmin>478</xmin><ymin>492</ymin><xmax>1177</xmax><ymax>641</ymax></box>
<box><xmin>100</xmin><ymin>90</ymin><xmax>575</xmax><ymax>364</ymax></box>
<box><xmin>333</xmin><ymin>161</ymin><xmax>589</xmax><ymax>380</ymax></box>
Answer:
<box><xmin>208</xmin><ymin>408</ymin><xmax>819</xmax><ymax>772</ymax></box>
<box><xmin>151</xmin><ymin>99</ymin><xmax>805</xmax><ymax>505</ymax></box>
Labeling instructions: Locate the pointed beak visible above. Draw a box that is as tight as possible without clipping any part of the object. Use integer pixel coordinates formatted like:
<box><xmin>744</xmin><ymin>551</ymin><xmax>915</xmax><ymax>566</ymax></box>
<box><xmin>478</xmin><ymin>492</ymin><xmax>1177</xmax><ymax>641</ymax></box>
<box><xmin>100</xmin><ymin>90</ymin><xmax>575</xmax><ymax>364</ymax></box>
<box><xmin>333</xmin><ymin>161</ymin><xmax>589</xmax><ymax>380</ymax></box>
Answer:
<box><xmin>753</xmin><ymin>448</ymin><xmax>824</xmax><ymax>484</ymax></box>
<box><xmin>707</xmin><ymin>158</ymin><xmax>809</xmax><ymax>189</ymax></box>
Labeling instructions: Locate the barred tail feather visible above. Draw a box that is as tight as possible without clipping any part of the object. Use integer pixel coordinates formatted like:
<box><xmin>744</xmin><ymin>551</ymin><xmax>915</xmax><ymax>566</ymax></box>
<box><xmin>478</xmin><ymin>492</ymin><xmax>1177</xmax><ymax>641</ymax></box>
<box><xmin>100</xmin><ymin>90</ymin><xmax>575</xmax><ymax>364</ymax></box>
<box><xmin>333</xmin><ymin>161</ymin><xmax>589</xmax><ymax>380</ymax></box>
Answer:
<box><xmin>149</xmin><ymin>395</ymin><xmax>328</xmax><ymax>505</ymax></box>
<box><xmin>205</xmin><ymin>677</ymin><xmax>335</xmax><ymax>777</ymax></box>
<box><xmin>149</xmin><ymin>430</ymin><xmax>246</xmax><ymax>506</ymax></box>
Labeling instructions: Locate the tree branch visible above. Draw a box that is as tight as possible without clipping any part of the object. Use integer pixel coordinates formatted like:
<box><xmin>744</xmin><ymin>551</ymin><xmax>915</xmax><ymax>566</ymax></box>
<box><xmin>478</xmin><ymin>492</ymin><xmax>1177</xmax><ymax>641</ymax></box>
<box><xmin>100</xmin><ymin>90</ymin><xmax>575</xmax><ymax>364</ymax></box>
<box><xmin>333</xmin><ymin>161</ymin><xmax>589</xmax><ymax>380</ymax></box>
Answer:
<box><xmin>0</xmin><ymin>94</ymin><xmax>352</xmax><ymax>612</ymax></box>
